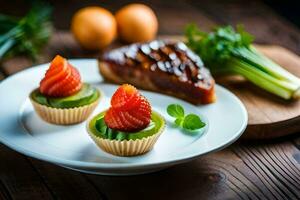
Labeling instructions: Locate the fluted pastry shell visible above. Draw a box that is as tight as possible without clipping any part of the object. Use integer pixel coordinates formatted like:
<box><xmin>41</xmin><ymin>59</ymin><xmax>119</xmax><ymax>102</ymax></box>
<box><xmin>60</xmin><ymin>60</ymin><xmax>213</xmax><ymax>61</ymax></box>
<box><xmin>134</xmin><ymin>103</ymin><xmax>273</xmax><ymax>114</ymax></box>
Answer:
<box><xmin>30</xmin><ymin>97</ymin><xmax>100</xmax><ymax>125</ymax></box>
<box><xmin>86</xmin><ymin>111</ymin><xmax>165</xmax><ymax>156</ymax></box>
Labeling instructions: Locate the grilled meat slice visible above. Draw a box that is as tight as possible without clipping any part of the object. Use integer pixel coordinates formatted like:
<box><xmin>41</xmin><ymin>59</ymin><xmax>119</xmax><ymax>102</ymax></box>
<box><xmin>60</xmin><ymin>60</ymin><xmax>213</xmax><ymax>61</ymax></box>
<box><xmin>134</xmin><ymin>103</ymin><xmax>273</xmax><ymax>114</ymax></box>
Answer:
<box><xmin>99</xmin><ymin>40</ymin><xmax>216</xmax><ymax>104</ymax></box>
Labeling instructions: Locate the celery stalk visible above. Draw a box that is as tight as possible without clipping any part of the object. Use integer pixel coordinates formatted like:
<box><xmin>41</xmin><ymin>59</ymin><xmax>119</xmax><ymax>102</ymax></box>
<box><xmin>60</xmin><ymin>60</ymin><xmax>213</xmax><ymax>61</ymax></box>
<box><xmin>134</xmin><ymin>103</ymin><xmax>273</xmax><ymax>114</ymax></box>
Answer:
<box><xmin>185</xmin><ymin>24</ymin><xmax>300</xmax><ymax>100</ymax></box>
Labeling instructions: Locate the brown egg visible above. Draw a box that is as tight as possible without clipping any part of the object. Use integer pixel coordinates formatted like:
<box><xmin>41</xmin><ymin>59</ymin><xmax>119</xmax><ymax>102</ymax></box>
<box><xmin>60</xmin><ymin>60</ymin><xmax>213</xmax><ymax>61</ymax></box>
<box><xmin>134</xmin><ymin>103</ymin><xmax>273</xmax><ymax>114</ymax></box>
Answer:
<box><xmin>71</xmin><ymin>7</ymin><xmax>117</xmax><ymax>50</ymax></box>
<box><xmin>115</xmin><ymin>4</ymin><xmax>158</xmax><ymax>43</ymax></box>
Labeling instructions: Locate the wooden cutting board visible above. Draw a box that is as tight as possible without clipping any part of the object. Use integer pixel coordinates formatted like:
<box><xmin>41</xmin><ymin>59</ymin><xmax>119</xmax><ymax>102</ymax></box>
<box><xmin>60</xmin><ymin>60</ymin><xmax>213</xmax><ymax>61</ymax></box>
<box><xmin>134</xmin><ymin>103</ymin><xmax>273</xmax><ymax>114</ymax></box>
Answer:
<box><xmin>217</xmin><ymin>45</ymin><xmax>300</xmax><ymax>139</ymax></box>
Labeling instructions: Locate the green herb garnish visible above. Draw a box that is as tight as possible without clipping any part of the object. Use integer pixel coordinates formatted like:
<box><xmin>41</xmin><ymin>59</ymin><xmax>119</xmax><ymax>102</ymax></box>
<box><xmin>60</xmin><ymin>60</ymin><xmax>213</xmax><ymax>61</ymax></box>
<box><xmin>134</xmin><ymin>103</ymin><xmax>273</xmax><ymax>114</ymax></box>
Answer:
<box><xmin>167</xmin><ymin>104</ymin><xmax>206</xmax><ymax>131</ymax></box>
<box><xmin>0</xmin><ymin>2</ymin><xmax>52</xmax><ymax>61</ymax></box>
<box><xmin>185</xmin><ymin>24</ymin><xmax>300</xmax><ymax>100</ymax></box>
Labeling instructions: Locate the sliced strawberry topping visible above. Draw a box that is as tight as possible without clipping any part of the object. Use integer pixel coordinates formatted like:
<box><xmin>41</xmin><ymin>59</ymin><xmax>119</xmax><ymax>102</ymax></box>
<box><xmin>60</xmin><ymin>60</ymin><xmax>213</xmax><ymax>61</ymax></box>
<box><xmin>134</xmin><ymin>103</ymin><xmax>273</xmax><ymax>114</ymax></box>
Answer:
<box><xmin>104</xmin><ymin>84</ymin><xmax>152</xmax><ymax>132</ymax></box>
<box><xmin>129</xmin><ymin>97</ymin><xmax>151</xmax><ymax>125</ymax></box>
<box><xmin>111</xmin><ymin>84</ymin><xmax>140</xmax><ymax>111</ymax></box>
<box><xmin>39</xmin><ymin>55</ymin><xmax>82</xmax><ymax>97</ymax></box>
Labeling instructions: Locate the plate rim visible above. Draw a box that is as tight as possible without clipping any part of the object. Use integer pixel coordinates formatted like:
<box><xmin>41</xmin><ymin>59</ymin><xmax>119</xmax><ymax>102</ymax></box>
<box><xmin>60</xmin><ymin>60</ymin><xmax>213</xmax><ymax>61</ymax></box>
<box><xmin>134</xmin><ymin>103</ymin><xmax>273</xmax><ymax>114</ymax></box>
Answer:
<box><xmin>0</xmin><ymin>59</ymin><xmax>248</xmax><ymax>169</ymax></box>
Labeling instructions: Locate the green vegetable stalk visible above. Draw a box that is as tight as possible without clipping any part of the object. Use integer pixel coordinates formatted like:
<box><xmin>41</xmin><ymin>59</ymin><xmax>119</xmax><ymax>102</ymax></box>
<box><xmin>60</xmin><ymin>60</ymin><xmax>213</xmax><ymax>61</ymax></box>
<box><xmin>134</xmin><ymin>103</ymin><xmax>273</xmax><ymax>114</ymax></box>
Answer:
<box><xmin>0</xmin><ymin>2</ymin><xmax>52</xmax><ymax>61</ymax></box>
<box><xmin>185</xmin><ymin>24</ymin><xmax>300</xmax><ymax>100</ymax></box>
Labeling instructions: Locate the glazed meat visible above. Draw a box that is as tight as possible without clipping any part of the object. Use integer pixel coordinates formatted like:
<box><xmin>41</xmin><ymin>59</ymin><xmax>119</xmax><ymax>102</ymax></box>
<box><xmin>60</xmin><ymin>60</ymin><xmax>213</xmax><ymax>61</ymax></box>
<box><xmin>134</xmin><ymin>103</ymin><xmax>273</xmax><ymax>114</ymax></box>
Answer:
<box><xmin>99</xmin><ymin>40</ymin><xmax>216</xmax><ymax>104</ymax></box>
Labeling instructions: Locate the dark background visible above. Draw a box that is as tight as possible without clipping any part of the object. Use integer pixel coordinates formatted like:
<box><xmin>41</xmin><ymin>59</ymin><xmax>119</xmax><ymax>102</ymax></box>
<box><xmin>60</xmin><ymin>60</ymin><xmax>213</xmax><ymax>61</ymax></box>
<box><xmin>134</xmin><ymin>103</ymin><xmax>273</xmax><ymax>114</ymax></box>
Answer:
<box><xmin>1</xmin><ymin>0</ymin><xmax>299</xmax><ymax>32</ymax></box>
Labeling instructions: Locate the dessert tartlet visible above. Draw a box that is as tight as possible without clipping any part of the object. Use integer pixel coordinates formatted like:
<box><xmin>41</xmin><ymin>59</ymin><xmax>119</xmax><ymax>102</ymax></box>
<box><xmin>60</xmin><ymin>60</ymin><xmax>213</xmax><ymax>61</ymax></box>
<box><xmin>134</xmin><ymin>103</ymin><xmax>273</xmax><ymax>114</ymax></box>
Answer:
<box><xmin>87</xmin><ymin>84</ymin><xmax>165</xmax><ymax>156</ymax></box>
<box><xmin>30</xmin><ymin>55</ymin><xmax>101</xmax><ymax>125</ymax></box>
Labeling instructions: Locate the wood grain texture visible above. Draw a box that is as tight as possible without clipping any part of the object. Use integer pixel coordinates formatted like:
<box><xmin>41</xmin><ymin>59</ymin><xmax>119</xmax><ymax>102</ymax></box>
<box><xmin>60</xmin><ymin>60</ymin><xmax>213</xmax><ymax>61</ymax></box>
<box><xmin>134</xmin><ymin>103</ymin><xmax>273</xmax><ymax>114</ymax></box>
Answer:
<box><xmin>38</xmin><ymin>0</ymin><xmax>217</xmax><ymax>34</ymax></box>
<box><xmin>86</xmin><ymin>154</ymin><xmax>238</xmax><ymax>200</ymax></box>
<box><xmin>85</xmin><ymin>144</ymin><xmax>300</xmax><ymax>200</ymax></box>
<box><xmin>189</xmin><ymin>0</ymin><xmax>300</xmax><ymax>55</ymax></box>
<box><xmin>29</xmin><ymin>159</ymin><xmax>106</xmax><ymax>200</ymax></box>
<box><xmin>232</xmin><ymin>143</ymin><xmax>300</xmax><ymax>199</ymax></box>
<box><xmin>0</xmin><ymin>144</ymin><xmax>54</xmax><ymax>200</ymax></box>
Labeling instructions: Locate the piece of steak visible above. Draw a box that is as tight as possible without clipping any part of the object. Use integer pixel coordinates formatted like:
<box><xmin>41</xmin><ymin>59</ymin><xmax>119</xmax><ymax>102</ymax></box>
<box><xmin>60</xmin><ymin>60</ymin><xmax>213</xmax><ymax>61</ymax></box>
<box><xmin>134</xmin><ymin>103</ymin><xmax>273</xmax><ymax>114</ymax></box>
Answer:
<box><xmin>99</xmin><ymin>40</ymin><xmax>216</xmax><ymax>104</ymax></box>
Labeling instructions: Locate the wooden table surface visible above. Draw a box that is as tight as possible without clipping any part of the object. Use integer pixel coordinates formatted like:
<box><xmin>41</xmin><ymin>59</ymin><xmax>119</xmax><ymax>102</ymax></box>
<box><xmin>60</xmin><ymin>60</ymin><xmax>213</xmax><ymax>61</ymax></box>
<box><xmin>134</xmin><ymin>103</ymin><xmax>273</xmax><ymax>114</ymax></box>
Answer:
<box><xmin>1</xmin><ymin>0</ymin><xmax>300</xmax><ymax>199</ymax></box>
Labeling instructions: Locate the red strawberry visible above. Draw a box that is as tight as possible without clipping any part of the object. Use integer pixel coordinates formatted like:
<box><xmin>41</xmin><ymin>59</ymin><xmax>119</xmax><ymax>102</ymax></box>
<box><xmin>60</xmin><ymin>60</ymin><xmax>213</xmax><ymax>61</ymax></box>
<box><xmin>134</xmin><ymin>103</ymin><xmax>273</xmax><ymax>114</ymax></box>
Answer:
<box><xmin>104</xmin><ymin>108</ymin><xmax>142</xmax><ymax>132</ymax></box>
<box><xmin>104</xmin><ymin>84</ymin><xmax>152</xmax><ymax>132</ymax></box>
<box><xmin>128</xmin><ymin>96</ymin><xmax>151</xmax><ymax>125</ymax></box>
<box><xmin>110</xmin><ymin>84</ymin><xmax>140</xmax><ymax>111</ymax></box>
<box><xmin>40</xmin><ymin>55</ymin><xmax>82</xmax><ymax>97</ymax></box>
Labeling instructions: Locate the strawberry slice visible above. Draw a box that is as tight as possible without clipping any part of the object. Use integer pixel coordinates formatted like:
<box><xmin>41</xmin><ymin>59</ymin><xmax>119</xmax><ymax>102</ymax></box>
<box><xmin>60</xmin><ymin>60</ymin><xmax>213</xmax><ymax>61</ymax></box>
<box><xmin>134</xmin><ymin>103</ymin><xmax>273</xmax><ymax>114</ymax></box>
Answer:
<box><xmin>104</xmin><ymin>84</ymin><xmax>152</xmax><ymax>132</ymax></box>
<box><xmin>111</xmin><ymin>84</ymin><xmax>140</xmax><ymax>111</ymax></box>
<box><xmin>39</xmin><ymin>55</ymin><xmax>82</xmax><ymax>97</ymax></box>
<box><xmin>104</xmin><ymin>108</ymin><xmax>125</xmax><ymax>130</ymax></box>
<box><xmin>104</xmin><ymin>108</ymin><xmax>150</xmax><ymax>132</ymax></box>
<box><xmin>128</xmin><ymin>97</ymin><xmax>151</xmax><ymax>124</ymax></box>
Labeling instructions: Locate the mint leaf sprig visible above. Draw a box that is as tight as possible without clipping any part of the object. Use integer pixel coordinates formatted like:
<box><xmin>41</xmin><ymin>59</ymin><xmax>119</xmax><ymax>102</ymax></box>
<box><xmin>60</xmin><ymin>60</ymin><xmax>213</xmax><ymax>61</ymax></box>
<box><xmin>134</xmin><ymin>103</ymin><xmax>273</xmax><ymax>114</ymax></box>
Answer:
<box><xmin>167</xmin><ymin>104</ymin><xmax>206</xmax><ymax>132</ymax></box>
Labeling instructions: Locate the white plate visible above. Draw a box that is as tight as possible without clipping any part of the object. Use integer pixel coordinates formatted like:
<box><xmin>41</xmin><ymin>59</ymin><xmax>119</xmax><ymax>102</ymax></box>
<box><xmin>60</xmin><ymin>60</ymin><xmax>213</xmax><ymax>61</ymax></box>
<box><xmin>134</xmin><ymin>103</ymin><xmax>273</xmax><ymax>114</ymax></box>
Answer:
<box><xmin>0</xmin><ymin>59</ymin><xmax>247</xmax><ymax>175</ymax></box>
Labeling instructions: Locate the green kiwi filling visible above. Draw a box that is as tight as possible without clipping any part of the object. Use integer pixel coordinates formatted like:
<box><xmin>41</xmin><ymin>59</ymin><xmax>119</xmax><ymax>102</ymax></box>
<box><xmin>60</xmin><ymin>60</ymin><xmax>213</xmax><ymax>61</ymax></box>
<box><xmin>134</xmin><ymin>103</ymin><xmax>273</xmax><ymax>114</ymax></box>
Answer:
<box><xmin>89</xmin><ymin>111</ymin><xmax>165</xmax><ymax>141</ymax></box>
<box><xmin>30</xmin><ymin>83</ymin><xmax>100</xmax><ymax>108</ymax></box>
